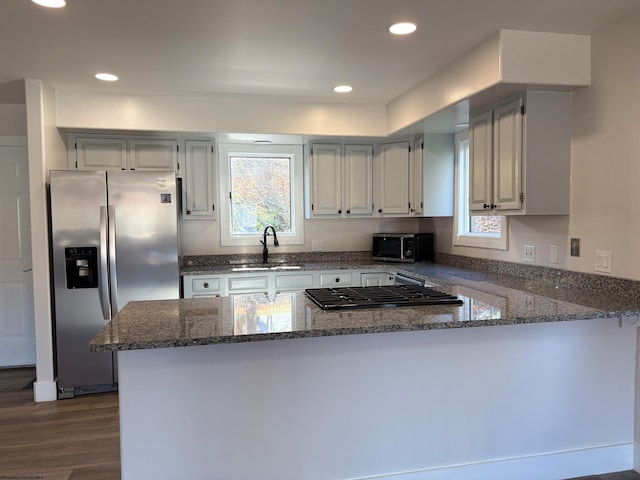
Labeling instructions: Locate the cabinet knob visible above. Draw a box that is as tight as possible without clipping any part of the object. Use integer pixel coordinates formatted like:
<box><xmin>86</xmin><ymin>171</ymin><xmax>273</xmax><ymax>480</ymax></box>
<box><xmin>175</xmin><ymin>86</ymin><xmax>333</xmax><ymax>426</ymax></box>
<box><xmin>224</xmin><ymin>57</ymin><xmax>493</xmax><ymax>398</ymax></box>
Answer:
<box><xmin>378</xmin><ymin>208</ymin><xmax>383</xmax><ymax>213</ymax></box>
<box><xmin>203</xmin><ymin>282</ymin><xmax>209</xmax><ymax>288</ymax></box>
<box><xmin>186</xmin><ymin>210</ymin><xmax>192</xmax><ymax>215</ymax></box>
<box><xmin>335</xmin><ymin>278</ymin><xmax>340</xmax><ymax>283</ymax></box>
<box><xmin>338</xmin><ymin>209</ymin><xmax>342</xmax><ymax>214</ymax></box>
<box><xmin>346</xmin><ymin>209</ymin><xmax>350</xmax><ymax>214</ymax></box>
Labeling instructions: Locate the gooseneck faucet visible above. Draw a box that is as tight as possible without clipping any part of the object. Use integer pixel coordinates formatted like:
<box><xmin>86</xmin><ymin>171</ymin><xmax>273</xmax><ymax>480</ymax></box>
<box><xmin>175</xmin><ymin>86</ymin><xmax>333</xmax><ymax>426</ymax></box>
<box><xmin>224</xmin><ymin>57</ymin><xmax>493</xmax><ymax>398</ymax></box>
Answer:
<box><xmin>260</xmin><ymin>226</ymin><xmax>279</xmax><ymax>263</ymax></box>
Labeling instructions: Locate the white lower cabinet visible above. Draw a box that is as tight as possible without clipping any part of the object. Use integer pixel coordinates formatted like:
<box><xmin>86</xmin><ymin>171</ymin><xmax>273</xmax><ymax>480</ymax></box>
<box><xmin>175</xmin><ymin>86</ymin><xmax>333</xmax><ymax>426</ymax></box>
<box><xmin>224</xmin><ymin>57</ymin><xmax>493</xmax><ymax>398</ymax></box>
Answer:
<box><xmin>360</xmin><ymin>272</ymin><xmax>394</xmax><ymax>287</ymax></box>
<box><xmin>183</xmin><ymin>269</ymin><xmax>395</xmax><ymax>298</ymax></box>
<box><xmin>317</xmin><ymin>271</ymin><xmax>354</xmax><ymax>287</ymax></box>
<box><xmin>274</xmin><ymin>273</ymin><xmax>314</xmax><ymax>292</ymax></box>
<box><xmin>188</xmin><ymin>276</ymin><xmax>222</xmax><ymax>297</ymax></box>
<box><xmin>227</xmin><ymin>275</ymin><xmax>270</xmax><ymax>294</ymax></box>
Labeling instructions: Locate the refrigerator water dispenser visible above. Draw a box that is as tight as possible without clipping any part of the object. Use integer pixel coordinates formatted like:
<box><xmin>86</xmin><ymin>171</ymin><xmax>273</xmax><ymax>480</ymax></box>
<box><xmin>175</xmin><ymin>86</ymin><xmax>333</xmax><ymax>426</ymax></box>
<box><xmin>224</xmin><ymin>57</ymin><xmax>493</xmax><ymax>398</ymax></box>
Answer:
<box><xmin>65</xmin><ymin>247</ymin><xmax>98</xmax><ymax>289</ymax></box>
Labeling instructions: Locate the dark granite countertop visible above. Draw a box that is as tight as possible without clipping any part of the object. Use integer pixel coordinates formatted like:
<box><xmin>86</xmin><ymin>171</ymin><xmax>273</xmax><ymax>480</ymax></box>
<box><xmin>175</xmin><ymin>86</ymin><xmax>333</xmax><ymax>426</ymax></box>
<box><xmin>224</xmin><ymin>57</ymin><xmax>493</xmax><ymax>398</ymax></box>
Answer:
<box><xmin>91</xmin><ymin>262</ymin><xmax>640</xmax><ymax>352</ymax></box>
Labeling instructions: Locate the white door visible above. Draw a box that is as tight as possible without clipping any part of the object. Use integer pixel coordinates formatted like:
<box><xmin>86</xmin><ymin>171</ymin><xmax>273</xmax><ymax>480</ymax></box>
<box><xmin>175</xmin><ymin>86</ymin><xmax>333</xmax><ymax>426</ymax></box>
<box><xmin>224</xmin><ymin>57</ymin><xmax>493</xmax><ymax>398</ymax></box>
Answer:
<box><xmin>0</xmin><ymin>142</ymin><xmax>35</xmax><ymax>366</ymax></box>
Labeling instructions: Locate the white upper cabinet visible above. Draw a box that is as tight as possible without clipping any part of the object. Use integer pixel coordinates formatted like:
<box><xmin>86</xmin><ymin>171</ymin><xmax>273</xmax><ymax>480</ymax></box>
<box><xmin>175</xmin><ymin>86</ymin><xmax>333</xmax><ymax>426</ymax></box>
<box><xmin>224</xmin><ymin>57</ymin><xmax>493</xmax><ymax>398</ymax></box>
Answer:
<box><xmin>309</xmin><ymin>143</ymin><xmax>342</xmax><ymax>216</ymax></box>
<box><xmin>376</xmin><ymin>141</ymin><xmax>410</xmax><ymax>215</ymax></box>
<box><xmin>183</xmin><ymin>140</ymin><xmax>216</xmax><ymax>220</ymax></box>
<box><xmin>343</xmin><ymin>144</ymin><xmax>373</xmax><ymax>216</ymax></box>
<box><xmin>68</xmin><ymin>135</ymin><xmax>179</xmax><ymax>174</ymax></box>
<box><xmin>128</xmin><ymin>139</ymin><xmax>178</xmax><ymax>171</ymax></box>
<box><xmin>308</xmin><ymin>143</ymin><xmax>373</xmax><ymax>218</ymax></box>
<box><xmin>492</xmin><ymin>99</ymin><xmax>523</xmax><ymax>211</ymax></box>
<box><xmin>469</xmin><ymin>91</ymin><xmax>571</xmax><ymax>215</ymax></box>
<box><xmin>409</xmin><ymin>137</ymin><xmax>424</xmax><ymax>215</ymax></box>
<box><xmin>469</xmin><ymin>110</ymin><xmax>494</xmax><ymax>211</ymax></box>
<box><xmin>73</xmin><ymin>137</ymin><xmax>127</xmax><ymax>170</ymax></box>
<box><xmin>415</xmin><ymin>134</ymin><xmax>455</xmax><ymax>217</ymax></box>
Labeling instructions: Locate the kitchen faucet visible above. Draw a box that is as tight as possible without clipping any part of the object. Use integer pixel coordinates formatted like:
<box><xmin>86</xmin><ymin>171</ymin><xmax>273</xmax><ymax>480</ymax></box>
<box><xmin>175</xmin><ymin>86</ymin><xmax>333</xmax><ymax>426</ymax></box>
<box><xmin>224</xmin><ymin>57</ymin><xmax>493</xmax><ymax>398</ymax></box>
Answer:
<box><xmin>260</xmin><ymin>226</ymin><xmax>279</xmax><ymax>263</ymax></box>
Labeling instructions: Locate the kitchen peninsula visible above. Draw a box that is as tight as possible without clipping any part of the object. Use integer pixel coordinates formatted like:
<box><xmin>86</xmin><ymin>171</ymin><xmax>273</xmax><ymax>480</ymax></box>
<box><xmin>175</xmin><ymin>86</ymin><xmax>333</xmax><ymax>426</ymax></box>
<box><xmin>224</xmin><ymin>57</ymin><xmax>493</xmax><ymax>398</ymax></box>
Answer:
<box><xmin>91</xmin><ymin>262</ymin><xmax>640</xmax><ymax>480</ymax></box>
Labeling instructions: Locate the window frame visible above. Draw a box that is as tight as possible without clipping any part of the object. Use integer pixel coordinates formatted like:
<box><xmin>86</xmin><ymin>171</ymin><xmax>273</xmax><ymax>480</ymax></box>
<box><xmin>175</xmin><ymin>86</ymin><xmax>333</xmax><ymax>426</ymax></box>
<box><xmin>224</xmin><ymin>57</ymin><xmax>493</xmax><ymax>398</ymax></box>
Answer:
<box><xmin>453</xmin><ymin>130</ymin><xmax>508</xmax><ymax>250</ymax></box>
<box><xmin>218</xmin><ymin>143</ymin><xmax>305</xmax><ymax>247</ymax></box>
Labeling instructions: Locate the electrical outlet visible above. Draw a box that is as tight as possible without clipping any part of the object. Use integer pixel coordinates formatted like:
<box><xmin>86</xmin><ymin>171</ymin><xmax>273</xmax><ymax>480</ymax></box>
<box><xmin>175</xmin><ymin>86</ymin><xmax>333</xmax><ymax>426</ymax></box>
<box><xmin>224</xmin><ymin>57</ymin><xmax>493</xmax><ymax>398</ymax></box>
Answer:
<box><xmin>524</xmin><ymin>245</ymin><xmax>535</xmax><ymax>263</ymax></box>
<box><xmin>594</xmin><ymin>250</ymin><xmax>612</xmax><ymax>273</ymax></box>
<box><xmin>524</xmin><ymin>294</ymin><xmax>535</xmax><ymax>310</ymax></box>
<box><xmin>549</xmin><ymin>245</ymin><xmax>558</xmax><ymax>264</ymax></box>
<box><xmin>312</xmin><ymin>240</ymin><xmax>324</xmax><ymax>251</ymax></box>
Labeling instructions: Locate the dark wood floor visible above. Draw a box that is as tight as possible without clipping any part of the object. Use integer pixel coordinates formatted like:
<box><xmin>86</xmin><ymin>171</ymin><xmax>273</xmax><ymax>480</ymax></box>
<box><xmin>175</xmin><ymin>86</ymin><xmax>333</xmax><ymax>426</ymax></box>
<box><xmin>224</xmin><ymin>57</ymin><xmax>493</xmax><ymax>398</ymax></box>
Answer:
<box><xmin>0</xmin><ymin>367</ymin><xmax>120</xmax><ymax>480</ymax></box>
<box><xmin>1</xmin><ymin>367</ymin><xmax>638</xmax><ymax>480</ymax></box>
<box><xmin>569</xmin><ymin>473</ymin><xmax>640</xmax><ymax>480</ymax></box>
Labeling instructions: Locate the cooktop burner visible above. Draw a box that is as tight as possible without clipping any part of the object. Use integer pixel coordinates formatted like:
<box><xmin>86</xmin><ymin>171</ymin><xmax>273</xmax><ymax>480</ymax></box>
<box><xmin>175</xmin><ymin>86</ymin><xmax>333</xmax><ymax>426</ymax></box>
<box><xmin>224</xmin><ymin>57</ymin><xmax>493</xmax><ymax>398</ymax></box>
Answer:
<box><xmin>305</xmin><ymin>285</ymin><xmax>463</xmax><ymax>310</ymax></box>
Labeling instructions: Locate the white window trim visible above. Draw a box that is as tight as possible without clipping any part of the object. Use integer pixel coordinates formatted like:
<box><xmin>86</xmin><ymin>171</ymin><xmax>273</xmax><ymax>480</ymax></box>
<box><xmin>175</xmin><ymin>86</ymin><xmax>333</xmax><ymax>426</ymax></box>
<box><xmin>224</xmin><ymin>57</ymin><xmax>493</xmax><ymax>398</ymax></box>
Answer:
<box><xmin>453</xmin><ymin>131</ymin><xmax>508</xmax><ymax>250</ymax></box>
<box><xmin>218</xmin><ymin>143</ymin><xmax>305</xmax><ymax>247</ymax></box>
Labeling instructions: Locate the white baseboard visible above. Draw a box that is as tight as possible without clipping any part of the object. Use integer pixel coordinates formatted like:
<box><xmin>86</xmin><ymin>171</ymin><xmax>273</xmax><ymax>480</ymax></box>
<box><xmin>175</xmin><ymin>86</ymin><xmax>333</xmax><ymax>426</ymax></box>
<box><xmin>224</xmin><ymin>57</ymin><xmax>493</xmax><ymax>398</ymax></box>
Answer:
<box><xmin>33</xmin><ymin>379</ymin><xmax>57</xmax><ymax>402</ymax></box>
<box><xmin>350</xmin><ymin>444</ymin><xmax>634</xmax><ymax>480</ymax></box>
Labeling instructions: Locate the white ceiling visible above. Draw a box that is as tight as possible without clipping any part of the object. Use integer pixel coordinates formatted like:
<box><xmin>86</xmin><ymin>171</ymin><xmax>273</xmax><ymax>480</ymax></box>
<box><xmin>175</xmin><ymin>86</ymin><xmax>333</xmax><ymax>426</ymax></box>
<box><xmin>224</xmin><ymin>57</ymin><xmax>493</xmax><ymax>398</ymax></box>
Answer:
<box><xmin>2</xmin><ymin>0</ymin><xmax>640</xmax><ymax>105</ymax></box>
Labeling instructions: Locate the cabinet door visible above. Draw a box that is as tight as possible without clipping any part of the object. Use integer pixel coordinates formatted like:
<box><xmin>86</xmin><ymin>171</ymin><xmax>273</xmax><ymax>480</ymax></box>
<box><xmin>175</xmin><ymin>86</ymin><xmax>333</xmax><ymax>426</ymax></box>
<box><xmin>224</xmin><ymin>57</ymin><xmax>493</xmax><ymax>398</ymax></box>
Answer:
<box><xmin>227</xmin><ymin>275</ymin><xmax>269</xmax><ymax>294</ymax></box>
<box><xmin>344</xmin><ymin>144</ymin><xmax>373</xmax><ymax>216</ymax></box>
<box><xmin>310</xmin><ymin>144</ymin><xmax>342</xmax><ymax>216</ymax></box>
<box><xmin>360</xmin><ymin>272</ymin><xmax>393</xmax><ymax>287</ymax></box>
<box><xmin>74</xmin><ymin>138</ymin><xmax>127</xmax><ymax>170</ymax></box>
<box><xmin>469</xmin><ymin>111</ymin><xmax>493</xmax><ymax>211</ymax></box>
<box><xmin>274</xmin><ymin>273</ymin><xmax>314</xmax><ymax>291</ymax></box>
<box><xmin>128</xmin><ymin>139</ymin><xmax>178</xmax><ymax>171</ymax></box>
<box><xmin>184</xmin><ymin>140</ymin><xmax>215</xmax><ymax>219</ymax></box>
<box><xmin>317</xmin><ymin>272</ymin><xmax>354</xmax><ymax>287</ymax></box>
<box><xmin>409</xmin><ymin>137</ymin><xmax>423</xmax><ymax>215</ymax></box>
<box><xmin>377</xmin><ymin>142</ymin><xmax>410</xmax><ymax>215</ymax></box>
<box><xmin>493</xmin><ymin>98</ymin><xmax>523</xmax><ymax>212</ymax></box>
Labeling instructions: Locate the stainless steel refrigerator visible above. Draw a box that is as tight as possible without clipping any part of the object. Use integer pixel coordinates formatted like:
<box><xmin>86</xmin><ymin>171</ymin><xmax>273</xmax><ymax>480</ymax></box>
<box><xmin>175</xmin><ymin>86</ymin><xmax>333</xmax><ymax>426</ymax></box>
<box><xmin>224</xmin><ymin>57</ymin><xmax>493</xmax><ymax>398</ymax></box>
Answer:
<box><xmin>49</xmin><ymin>170</ymin><xmax>180</xmax><ymax>398</ymax></box>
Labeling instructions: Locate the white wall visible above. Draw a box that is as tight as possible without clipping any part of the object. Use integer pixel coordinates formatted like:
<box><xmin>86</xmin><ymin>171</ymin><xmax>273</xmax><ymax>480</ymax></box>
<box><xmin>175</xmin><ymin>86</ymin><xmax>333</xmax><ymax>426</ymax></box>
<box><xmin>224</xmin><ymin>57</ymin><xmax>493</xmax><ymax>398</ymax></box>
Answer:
<box><xmin>182</xmin><ymin>216</ymin><xmax>420</xmax><ymax>256</ymax></box>
<box><xmin>435</xmin><ymin>11</ymin><xmax>640</xmax><ymax>281</ymax></box>
<box><xmin>0</xmin><ymin>80</ymin><xmax>27</xmax><ymax>136</ymax></box>
<box><xmin>568</xmin><ymin>11</ymin><xmax>640</xmax><ymax>280</ymax></box>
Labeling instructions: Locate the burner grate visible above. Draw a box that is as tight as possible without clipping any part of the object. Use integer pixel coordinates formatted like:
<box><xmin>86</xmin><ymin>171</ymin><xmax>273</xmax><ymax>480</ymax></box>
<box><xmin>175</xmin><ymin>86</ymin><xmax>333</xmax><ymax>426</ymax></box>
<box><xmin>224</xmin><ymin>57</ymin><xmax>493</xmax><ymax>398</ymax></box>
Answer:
<box><xmin>305</xmin><ymin>285</ymin><xmax>463</xmax><ymax>310</ymax></box>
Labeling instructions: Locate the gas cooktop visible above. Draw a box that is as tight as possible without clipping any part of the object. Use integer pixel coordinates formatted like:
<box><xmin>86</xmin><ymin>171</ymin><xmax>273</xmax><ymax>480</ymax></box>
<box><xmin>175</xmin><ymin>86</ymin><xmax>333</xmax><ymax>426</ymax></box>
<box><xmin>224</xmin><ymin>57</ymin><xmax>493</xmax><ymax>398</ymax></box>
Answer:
<box><xmin>305</xmin><ymin>285</ymin><xmax>463</xmax><ymax>310</ymax></box>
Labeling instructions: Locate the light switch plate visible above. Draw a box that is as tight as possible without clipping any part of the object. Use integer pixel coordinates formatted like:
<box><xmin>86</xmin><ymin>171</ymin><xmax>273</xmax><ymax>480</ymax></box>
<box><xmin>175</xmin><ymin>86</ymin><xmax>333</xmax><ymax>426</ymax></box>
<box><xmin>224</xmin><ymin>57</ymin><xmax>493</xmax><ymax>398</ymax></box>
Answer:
<box><xmin>594</xmin><ymin>250</ymin><xmax>612</xmax><ymax>273</ymax></box>
<box><xmin>549</xmin><ymin>245</ymin><xmax>558</xmax><ymax>264</ymax></box>
<box><xmin>570</xmin><ymin>238</ymin><xmax>580</xmax><ymax>257</ymax></box>
<box><xmin>312</xmin><ymin>240</ymin><xmax>324</xmax><ymax>251</ymax></box>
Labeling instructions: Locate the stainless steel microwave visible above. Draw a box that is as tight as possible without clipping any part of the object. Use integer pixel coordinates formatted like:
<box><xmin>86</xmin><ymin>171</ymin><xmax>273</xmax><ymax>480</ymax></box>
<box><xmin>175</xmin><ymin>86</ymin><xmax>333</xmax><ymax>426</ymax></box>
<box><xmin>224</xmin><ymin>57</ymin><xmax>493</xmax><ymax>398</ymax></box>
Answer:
<box><xmin>372</xmin><ymin>233</ymin><xmax>434</xmax><ymax>263</ymax></box>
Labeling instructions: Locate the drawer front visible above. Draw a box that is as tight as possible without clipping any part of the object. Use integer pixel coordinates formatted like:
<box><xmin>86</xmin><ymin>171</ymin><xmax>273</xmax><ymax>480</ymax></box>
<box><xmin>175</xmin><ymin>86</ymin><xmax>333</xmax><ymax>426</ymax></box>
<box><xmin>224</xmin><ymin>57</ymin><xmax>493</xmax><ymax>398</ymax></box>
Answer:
<box><xmin>275</xmin><ymin>273</ymin><xmax>314</xmax><ymax>291</ymax></box>
<box><xmin>318</xmin><ymin>272</ymin><xmax>353</xmax><ymax>287</ymax></box>
<box><xmin>228</xmin><ymin>275</ymin><xmax>269</xmax><ymax>292</ymax></box>
<box><xmin>192</xmin><ymin>277</ymin><xmax>221</xmax><ymax>294</ymax></box>
<box><xmin>360</xmin><ymin>273</ymin><xmax>394</xmax><ymax>287</ymax></box>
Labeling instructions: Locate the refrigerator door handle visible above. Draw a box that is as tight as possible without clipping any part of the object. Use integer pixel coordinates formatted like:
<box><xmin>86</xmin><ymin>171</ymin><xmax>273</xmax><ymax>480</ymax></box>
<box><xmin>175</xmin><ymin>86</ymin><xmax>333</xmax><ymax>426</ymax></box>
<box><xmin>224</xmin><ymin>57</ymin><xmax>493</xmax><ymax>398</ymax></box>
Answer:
<box><xmin>108</xmin><ymin>205</ymin><xmax>119</xmax><ymax>316</ymax></box>
<box><xmin>99</xmin><ymin>206</ymin><xmax>111</xmax><ymax>320</ymax></box>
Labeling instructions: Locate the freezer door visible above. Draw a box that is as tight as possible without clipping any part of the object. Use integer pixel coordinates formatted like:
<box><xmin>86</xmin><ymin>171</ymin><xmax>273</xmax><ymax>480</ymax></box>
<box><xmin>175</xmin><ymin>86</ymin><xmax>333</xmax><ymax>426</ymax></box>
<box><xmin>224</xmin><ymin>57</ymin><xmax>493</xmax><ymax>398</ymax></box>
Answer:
<box><xmin>49</xmin><ymin>170</ymin><xmax>115</xmax><ymax>393</ymax></box>
<box><xmin>107</xmin><ymin>171</ymin><xmax>179</xmax><ymax>314</ymax></box>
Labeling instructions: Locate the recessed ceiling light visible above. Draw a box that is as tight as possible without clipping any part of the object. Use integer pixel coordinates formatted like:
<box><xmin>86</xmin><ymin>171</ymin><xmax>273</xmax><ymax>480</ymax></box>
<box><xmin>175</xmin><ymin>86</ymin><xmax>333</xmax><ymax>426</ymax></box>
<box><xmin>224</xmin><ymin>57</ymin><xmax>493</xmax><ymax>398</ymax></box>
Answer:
<box><xmin>389</xmin><ymin>22</ymin><xmax>418</xmax><ymax>35</ymax></box>
<box><xmin>32</xmin><ymin>0</ymin><xmax>66</xmax><ymax>7</ymax></box>
<box><xmin>333</xmin><ymin>85</ymin><xmax>353</xmax><ymax>93</ymax></box>
<box><xmin>95</xmin><ymin>73</ymin><xmax>119</xmax><ymax>82</ymax></box>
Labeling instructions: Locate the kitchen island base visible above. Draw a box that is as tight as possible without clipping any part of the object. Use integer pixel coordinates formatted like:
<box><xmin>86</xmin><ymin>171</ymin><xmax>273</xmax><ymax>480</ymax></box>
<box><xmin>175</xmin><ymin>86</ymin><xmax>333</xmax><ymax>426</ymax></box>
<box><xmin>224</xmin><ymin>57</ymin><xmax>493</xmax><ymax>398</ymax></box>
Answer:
<box><xmin>117</xmin><ymin>318</ymin><xmax>636</xmax><ymax>480</ymax></box>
